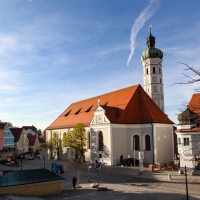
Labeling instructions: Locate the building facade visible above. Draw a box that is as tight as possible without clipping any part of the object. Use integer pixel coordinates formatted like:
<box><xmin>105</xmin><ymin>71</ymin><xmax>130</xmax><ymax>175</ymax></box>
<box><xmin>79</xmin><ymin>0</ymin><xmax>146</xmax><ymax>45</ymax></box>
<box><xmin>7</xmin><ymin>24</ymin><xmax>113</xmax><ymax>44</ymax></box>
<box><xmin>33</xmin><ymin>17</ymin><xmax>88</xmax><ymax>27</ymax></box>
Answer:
<box><xmin>175</xmin><ymin>93</ymin><xmax>200</xmax><ymax>168</ymax></box>
<box><xmin>0</xmin><ymin>123</ymin><xmax>15</xmax><ymax>150</ymax></box>
<box><xmin>46</xmin><ymin>85</ymin><xmax>174</xmax><ymax>165</ymax></box>
<box><xmin>10</xmin><ymin>128</ymin><xmax>29</xmax><ymax>155</ymax></box>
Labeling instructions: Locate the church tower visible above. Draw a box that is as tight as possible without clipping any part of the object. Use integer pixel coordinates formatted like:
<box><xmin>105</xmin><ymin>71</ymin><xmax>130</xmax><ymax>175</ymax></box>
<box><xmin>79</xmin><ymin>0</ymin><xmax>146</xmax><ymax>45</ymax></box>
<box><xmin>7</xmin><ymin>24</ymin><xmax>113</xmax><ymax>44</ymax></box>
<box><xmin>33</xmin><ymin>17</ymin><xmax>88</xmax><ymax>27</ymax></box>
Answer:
<box><xmin>141</xmin><ymin>26</ymin><xmax>164</xmax><ymax>112</ymax></box>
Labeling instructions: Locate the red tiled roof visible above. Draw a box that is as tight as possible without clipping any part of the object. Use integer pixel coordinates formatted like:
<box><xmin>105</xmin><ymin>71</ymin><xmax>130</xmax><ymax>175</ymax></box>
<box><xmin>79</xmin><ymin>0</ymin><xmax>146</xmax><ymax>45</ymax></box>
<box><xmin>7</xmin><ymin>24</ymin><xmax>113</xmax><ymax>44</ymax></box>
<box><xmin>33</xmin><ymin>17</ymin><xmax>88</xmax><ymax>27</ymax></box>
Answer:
<box><xmin>10</xmin><ymin>128</ymin><xmax>23</xmax><ymax>142</ymax></box>
<box><xmin>175</xmin><ymin>126</ymin><xmax>200</xmax><ymax>133</ymax></box>
<box><xmin>47</xmin><ymin>84</ymin><xmax>173</xmax><ymax>130</ymax></box>
<box><xmin>27</xmin><ymin>135</ymin><xmax>37</xmax><ymax>146</ymax></box>
<box><xmin>188</xmin><ymin>93</ymin><xmax>200</xmax><ymax>115</ymax></box>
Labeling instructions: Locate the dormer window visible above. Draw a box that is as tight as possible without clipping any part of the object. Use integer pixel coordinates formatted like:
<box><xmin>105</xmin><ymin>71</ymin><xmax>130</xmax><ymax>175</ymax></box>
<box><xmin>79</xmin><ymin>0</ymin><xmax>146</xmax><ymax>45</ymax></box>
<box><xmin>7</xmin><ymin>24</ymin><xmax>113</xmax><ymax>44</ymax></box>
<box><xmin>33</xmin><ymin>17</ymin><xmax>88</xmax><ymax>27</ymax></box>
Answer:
<box><xmin>104</xmin><ymin>102</ymin><xmax>108</xmax><ymax>106</ymax></box>
<box><xmin>65</xmin><ymin>110</ymin><xmax>71</xmax><ymax>117</ymax></box>
<box><xmin>85</xmin><ymin>106</ymin><xmax>92</xmax><ymax>113</ymax></box>
<box><xmin>74</xmin><ymin>108</ymin><xmax>81</xmax><ymax>115</ymax></box>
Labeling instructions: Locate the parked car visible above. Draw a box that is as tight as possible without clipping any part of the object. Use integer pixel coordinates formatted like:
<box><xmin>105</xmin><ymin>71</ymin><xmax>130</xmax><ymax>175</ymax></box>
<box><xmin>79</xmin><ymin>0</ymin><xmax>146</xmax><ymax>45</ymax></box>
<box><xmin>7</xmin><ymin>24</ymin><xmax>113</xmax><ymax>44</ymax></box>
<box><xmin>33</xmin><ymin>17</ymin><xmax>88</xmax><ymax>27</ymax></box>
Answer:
<box><xmin>57</xmin><ymin>164</ymin><xmax>64</xmax><ymax>174</ymax></box>
<box><xmin>123</xmin><ymin>158</ymin><xmax>139</xmax><ymax>166</ymax></box>
<box><xmin>27</xmin><ymin>155</ymin><xmax>34</xmax><ymax>160</ymax></box>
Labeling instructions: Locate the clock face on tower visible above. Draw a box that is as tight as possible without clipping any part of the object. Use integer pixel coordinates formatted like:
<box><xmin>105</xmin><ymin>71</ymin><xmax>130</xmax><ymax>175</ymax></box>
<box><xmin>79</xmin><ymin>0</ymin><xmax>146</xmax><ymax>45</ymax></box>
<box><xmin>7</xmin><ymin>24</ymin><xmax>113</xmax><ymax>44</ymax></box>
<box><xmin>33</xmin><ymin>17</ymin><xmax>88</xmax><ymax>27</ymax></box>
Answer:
<box><xmin>145</xmin><ymin>78</ymin><xmax>149</xmax><ymax>84</ymax></box>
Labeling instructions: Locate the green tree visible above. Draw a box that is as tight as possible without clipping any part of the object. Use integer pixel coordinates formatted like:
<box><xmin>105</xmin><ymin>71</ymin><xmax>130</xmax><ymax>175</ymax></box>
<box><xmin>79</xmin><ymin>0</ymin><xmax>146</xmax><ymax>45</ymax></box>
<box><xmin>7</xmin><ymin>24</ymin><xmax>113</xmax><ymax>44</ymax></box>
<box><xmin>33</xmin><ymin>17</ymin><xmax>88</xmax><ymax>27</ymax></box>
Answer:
<box><xmin>46</xmin><ymin>132</ymin><xmax>62</xmax><ymax>160</ymax></box>
<box><xmin>62</xmin><ymin>123</ymin><xmax>87</xmax><ymax>162</ymax></box>
<box><xmin>37</xmin><ymin>129</ymin><xmax>42</xmax><ymax>136</ymax></box>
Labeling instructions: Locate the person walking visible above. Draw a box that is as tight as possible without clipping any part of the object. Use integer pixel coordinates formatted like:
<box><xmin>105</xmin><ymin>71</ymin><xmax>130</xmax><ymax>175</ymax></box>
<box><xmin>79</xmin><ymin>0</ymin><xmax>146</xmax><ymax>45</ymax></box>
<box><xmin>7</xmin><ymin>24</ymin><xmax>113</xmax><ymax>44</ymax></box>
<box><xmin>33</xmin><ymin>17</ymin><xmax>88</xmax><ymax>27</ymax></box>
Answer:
<box><xmin>72</xmin><ymin>176</ymin><xmax>77</xmax><ymax>189</ymax></box>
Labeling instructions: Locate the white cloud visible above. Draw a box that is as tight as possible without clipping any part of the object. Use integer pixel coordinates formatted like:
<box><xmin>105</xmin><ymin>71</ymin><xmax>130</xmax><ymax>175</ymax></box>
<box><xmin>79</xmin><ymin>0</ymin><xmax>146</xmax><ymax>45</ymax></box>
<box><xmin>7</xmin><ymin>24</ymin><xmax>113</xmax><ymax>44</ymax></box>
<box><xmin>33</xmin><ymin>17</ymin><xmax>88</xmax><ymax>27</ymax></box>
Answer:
<box><xmin>127</xmin><ymin>0</ymin><xmax>160</xmax><ymax>66</ymax></box>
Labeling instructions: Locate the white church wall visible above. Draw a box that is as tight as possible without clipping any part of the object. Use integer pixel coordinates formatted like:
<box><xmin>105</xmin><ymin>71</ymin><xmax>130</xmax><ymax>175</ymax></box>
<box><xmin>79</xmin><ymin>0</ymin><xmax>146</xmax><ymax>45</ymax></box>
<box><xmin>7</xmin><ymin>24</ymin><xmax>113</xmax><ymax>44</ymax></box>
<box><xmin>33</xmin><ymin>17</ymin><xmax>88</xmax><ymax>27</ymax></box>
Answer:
<box><xmin>154</xmin><ymin>124</ymin><xmax>174</xmax><ymax>164</ymax></box>
<box><xmin>126</xmin><ymin>125</ymin><xmax>153</xmax><ymax>164</ymax></box>
<box><xmin>141</xmin><ymin>126</ymin><xmax>153</xmax><ymax>164</ymax></box>
<box><xmin>111</xmin><ymin>127</ymin><xmax>128</xmax><ymax>165</ymax></box>
<box><xmin>90</xmin><ymin>125</ymin><xmax>111</xmax><ymax>165</ymax></box>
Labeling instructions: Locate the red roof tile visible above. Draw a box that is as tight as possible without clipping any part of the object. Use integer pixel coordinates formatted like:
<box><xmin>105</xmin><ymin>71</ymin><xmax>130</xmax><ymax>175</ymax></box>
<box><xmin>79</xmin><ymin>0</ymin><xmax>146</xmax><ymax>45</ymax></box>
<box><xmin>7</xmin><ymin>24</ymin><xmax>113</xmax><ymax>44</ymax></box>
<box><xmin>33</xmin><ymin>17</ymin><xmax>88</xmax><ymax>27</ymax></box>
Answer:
<box><xmin>188</xmin><ymin>93</ymin><xmax>200</xmax><ymax>115</ymax></box>
<box><xmin>10</xmin><ymin>128</ymin><xmax>23</xmax><ymax>142</ymax></box>
<box><xmin>47</xmin><ymin>84</ymin><xmax>173</xmax><ymax>130</ymax></box>
<box><xmin>27</xmin><ymin>135</ymin><xmax>37</xmax><ymax>146</ymax></box>
<box><xmin>175</xmin><ymin>126</ymin><xmax>200</xmax><ymax>132</ymax></box>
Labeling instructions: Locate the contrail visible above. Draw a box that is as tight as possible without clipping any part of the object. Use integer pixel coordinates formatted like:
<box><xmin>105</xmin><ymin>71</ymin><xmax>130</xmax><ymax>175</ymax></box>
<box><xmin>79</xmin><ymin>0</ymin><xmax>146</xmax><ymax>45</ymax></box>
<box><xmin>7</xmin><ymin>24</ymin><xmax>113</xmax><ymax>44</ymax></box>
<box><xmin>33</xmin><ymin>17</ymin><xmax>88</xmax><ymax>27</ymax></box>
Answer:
<box><xmin>127</xmin><ymin>0</ymin><xmax>160</xmax><ymax>66</ymax></box>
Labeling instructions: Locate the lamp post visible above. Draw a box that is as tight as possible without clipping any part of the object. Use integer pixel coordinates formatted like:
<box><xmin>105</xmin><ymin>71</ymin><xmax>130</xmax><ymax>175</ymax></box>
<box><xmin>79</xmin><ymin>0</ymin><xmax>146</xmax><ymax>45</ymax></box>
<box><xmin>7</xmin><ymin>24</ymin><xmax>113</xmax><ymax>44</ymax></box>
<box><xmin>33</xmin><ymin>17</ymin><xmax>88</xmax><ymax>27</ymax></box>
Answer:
<box><xmin>20</xmin><ymin>154</ymin><xmax>23</xmax><ymax>171</ymax></box>
<box><xmin>173</xmin><ymin>157</ymin><xmax>180</xmax><ymax>169</ymax></box>
<box><xmin>174</xmin><ymin>156</ymin><xmax>198</xmax><ymax>200</ymax></box>
<box><xmin>39</xmin><ymin>149</ymin><xmax>46</xmax><ymax>169</ymax></box>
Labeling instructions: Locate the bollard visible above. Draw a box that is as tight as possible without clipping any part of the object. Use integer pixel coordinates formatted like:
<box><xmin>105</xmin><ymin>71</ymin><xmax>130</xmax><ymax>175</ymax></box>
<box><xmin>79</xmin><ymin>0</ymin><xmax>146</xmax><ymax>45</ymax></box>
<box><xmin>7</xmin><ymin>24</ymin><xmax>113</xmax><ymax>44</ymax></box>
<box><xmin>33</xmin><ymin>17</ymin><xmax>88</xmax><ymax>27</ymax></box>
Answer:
<box><xmin>168</xmin><ymin>174</ymin><xmax>171</xmax><ymax>180</ymax></box>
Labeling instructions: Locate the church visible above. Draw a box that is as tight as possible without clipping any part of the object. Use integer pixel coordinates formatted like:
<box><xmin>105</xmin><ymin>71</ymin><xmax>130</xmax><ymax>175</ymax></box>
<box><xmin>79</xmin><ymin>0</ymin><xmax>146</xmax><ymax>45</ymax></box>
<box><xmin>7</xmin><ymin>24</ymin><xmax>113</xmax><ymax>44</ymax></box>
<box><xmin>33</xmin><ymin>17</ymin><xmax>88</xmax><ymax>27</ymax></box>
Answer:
<box><xmin>46</xmin><ymin>30</ymin><xmax>174</xmax><ymax>166</ymax></box>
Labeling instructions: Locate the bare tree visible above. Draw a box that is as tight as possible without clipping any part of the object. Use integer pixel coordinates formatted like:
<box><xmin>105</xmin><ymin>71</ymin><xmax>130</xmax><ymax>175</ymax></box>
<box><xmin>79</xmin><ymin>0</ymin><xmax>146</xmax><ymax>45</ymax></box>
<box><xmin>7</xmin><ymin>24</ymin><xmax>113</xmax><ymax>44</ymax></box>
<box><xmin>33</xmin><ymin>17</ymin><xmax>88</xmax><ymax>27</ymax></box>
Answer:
<box><xmin>172</xmin><ymin>62</ymin><xmax>200</xmax><ymax>91</ymax></box>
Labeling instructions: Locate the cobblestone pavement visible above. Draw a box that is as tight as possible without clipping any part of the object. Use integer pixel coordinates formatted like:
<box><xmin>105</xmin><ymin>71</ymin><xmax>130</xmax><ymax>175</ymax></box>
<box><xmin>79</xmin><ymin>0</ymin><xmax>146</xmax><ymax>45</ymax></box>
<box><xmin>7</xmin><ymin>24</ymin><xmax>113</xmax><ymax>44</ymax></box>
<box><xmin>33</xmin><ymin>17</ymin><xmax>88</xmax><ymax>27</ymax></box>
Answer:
<box><xmin>0</xmin><ymin>159</ymin><xmax>200</xmax><ymax>200</ymax></box>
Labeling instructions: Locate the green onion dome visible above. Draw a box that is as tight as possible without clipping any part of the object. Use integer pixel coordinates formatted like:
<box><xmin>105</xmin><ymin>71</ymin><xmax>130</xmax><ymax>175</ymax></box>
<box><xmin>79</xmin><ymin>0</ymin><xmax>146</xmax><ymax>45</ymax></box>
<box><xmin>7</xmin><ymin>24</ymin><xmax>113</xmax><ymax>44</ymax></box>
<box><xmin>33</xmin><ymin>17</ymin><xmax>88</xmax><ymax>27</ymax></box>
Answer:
<box><xmin>141</xmin><ymin>33</ymin><xmax>163</xmax><ymax>61</ymax></box>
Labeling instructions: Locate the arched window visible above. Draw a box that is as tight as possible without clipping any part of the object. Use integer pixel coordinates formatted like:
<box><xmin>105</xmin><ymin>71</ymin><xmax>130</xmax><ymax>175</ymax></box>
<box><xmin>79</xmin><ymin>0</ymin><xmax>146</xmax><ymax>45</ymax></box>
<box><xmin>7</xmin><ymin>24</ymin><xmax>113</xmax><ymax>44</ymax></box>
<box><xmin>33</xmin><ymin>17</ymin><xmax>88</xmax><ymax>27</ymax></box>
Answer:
<box><xmin>133</xmin><ymin>135</ymin><xmax>140</xmax><ymax>150</ymax></box>
<box><xmin>145</xmin><ymin>135</ymin><xmax>151</xmax><ymax>151</ymax></box>
<box><xmin>153</xmin><ymin>67</ymin><xmax>155</xmax><ymax>73</ymax></box>
<box><xmin>87</xmin><ymin>131</ymin><xmax>90</xmax><ymax>149</ymax></box>
<box><xmin>98</xmin><ymin>131</ymin><xmax>103</xmax><ymax>151</ymax></box>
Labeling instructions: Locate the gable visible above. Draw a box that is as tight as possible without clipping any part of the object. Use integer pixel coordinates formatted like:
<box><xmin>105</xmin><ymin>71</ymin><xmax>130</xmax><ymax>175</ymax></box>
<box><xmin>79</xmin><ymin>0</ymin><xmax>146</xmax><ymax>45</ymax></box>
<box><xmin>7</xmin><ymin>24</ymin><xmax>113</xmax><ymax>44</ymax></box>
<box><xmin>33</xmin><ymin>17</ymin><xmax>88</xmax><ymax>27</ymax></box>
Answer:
<box><xmin>118</xmin><ymin>85</ymin><xmax>173</xmax><ymax>124</ymax></box>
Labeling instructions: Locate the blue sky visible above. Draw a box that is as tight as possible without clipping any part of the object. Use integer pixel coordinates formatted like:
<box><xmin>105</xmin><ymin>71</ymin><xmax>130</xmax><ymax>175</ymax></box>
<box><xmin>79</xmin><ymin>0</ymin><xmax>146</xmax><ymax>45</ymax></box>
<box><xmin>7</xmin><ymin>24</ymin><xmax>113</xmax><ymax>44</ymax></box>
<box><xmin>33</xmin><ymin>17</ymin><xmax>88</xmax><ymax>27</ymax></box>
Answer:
<box><xmin>0</xmin><ymin>0</ymin><xmax>200</xmax><ymax>131</ymax></box>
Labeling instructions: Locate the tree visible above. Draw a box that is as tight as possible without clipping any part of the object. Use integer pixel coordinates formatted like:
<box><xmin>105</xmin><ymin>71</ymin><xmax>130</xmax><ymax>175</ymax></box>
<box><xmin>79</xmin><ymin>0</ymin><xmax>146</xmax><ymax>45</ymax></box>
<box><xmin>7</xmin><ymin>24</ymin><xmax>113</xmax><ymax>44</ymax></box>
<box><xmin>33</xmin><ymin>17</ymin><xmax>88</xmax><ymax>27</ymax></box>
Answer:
<box><xmin>0</xmin><ymin>120</ymin><xmax>13</xmax><ymax>127</ymax></box>
<box><xmin>46</xmin><ymin>132</ymin><xmax>62</xmax><ymax>160</ymax></box>
<box><xmin>62</xmin><ymin>123</ymin><xmax>87</xmax><ymax>162</ymax></box>
<box><xmin>172</xmin><ymin>62</ymin><xmax>200</xmax><ymax>91</ymax></box>
<box><xmin>37</xmin><ymin>129</ymin><xmax>42</xmax><ymax>136</ymax></box>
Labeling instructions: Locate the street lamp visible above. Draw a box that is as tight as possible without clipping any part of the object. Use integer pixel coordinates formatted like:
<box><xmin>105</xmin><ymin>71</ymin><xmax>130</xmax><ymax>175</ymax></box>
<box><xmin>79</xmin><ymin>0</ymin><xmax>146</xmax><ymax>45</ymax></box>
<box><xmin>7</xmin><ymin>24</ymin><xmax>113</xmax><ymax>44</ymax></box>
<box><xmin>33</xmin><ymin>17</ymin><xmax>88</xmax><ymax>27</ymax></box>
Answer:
<box><xmin>191</xmin><ymin>156</ymin><xmax>198</xmax><ymax>169</ymax></box>
<box><xmin>173</xmin><ymin>157</ymin><xmax>180</xmax><ymax>169</ymax></box>
<box><xmin>174</xmin><ymin>156</ymin><xmax>198</xmax><ymax>200</ymax></box>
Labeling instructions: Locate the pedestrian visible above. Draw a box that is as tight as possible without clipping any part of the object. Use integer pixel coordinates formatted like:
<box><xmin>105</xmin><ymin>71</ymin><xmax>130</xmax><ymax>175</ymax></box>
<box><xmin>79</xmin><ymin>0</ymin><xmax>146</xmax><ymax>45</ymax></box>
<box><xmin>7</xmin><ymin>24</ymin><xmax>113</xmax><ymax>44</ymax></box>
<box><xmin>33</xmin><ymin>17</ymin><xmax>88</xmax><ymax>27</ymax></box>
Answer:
<box><xmin>72</xmin><ymin>176</ymin><xmax>77</xmax><ymax>189</ymax></box>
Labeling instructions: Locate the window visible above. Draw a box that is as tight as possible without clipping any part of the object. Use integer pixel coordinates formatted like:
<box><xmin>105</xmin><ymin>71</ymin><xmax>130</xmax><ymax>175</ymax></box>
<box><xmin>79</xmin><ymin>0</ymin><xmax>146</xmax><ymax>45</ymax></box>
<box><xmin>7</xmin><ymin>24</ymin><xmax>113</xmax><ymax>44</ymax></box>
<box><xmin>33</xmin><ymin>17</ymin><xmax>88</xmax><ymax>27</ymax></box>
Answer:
<box><xmin>184</xmin><ymin>138</ymin><xmax>189</xmax><ymax>146</ymax></box>
<box><xmin>145</xmin><ymin>135</ymin><xmax>151</xmax><ymax>151</ymax></box>
<box><xmin>85</xmin><ymin>106</ymin><xmax>92</xmax><ymax>113</ymax></box>
<box><xmin>87</xmin><ymin>131</ymin><xmax>90</xmax><ymax>149</ymax></box>
<box><xmin>161</xmin><ymin>95</ymin><xmax>162</xmax><ymax>99</ymax></box>
<box><xmin>98</xmin><ymin>131</ymin><xmax>103</xmax><ymax>151</ymax></box>
<box><xmin>146</xmin><ymin>68</ymin><xmax>148</xmax><ymax>74</ymax></box>
<box><xmin>159</xmin><ymin>68</ymin><xmax>161</xmax><ymax>74</ymax></box>
<box><xmin>63</xmin><ymin>132</ymin><xmax>66</xmax><ymax>137</ymax></box>
<box><xmin>133</xmin><ymin>135</ymin><xmax>140</xmax><ymax>150</ymax></box>
<box><xmin>153</xmin><ymin>86</ymin><xmax>157</xmax><ymax>92</ymax></box>
<box><xmin>178</xmin><ymin>138</ymin><xmax>181</xmax><ymax>145</ymax></box>
<box><xmin>152</xmin><ymin>76</ymin><xmax>157</xmax><ymax>83</ymax></box>
<box><xmin>153</xmin><ymin>67</ymin><xmax>156</xmax><ymax>73</ymax></box>
<box><xmin>160</xmin><ymin>78</ymin><xmax>162</xmax><ymax>83</ymax></box>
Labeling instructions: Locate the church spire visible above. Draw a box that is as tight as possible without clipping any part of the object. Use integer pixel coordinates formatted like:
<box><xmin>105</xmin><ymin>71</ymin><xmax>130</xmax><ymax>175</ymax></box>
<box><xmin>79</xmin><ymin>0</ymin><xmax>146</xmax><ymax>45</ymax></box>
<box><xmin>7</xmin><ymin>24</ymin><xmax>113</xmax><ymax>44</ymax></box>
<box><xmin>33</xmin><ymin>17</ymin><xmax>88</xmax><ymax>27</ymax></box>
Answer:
<box><xmin>146</xmin><ymin>25</ymin><xmax>155</xmax><ymax>48</ymax></box>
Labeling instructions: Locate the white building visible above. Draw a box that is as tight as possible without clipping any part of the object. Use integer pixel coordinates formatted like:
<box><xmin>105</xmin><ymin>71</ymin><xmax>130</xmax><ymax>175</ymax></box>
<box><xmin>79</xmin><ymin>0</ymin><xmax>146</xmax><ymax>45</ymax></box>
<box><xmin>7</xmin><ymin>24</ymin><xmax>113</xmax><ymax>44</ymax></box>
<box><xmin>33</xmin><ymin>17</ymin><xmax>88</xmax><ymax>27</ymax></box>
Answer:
<box><xmin>46</xmin><ymin>31</ymin><xmax>174</xmax><ymax>166</ymax></box>
<box><xmin>175</xmin><ymin>93</ymin><xmax>200</xmax><ymax>168</ymax></box>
